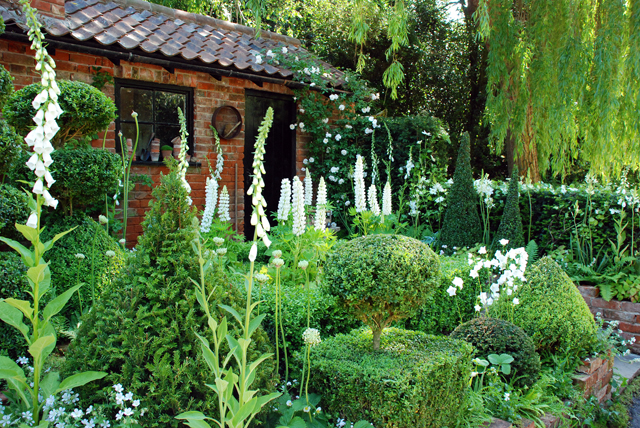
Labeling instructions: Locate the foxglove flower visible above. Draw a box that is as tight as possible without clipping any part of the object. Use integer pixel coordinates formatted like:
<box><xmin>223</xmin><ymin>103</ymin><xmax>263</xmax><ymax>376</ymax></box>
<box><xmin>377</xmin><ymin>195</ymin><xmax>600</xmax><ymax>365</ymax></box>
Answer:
<box><xmin>314</xmin><ymin>176</ymin><xmax>327</xmax><ymax>231</ymax></box>
<box><xmin>176</xmin><ymin>108</ymin><xmax>191</xmax><ymax>201</ymax></box>
<box><xmin>354</xmin><ymin>155</ymin><xmax>367</xmax><ymax>213</ymax></box>
<box><xmin>304</xmin><ymin>169</ymin><xmax>313</xmax><ymax>205</ymax></box>
<box><xmin>292</xmin><ymin>176</ymin><xmax>306</xmax><ymax>236</ymax></box>
<box><xmin>200</xmin><ymin>177</ymin><xmax>218</xmax><ymax>233</ymax></box>
<box><xmin>218</xmin><ymin>185</ymin><xmax>230</xmax><ymax>222</ymax></box>
<box><xmin>368</xmin><ymin>183</ymin><xmax>380</xmax><ymax>216</ymax></box>
<box><xmin>382</xmin><ymin>181</ymin><xmax>392</xmax><ymax>215</ymax></box>
<box><xmin>277</xmin><ymin>178</ymin><xmax>292</xmax><ymax>222</ymax></box>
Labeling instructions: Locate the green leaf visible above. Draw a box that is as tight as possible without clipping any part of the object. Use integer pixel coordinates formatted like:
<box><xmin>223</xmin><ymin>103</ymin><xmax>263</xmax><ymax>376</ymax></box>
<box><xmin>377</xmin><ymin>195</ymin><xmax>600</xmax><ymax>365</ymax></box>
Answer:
<box><xmin>282</xmin><ymin>416</ymin><xmax>306</xmax><ymax>428</ymax></box>
<box><xmin>219</xmin><ymin>304</ymin><xmax>242</xmax><ymax>325</ymax></box>
<box><xmin>230</xmin><ymin>398</ymin><xmax>257</xmax><ymax>426</ymax></box>
<box><xmin>248</xmin><ymin>314</ymin><xmax>266</xmax><ymax>337</ymax></box>
<box><xmin>29</xmin><ymin>334</ymin><xmax>56</xmax><ymax>364</ymax></box>
<box><xmin>15</xmin><ymin>223</ymin><xmax>38</xmax><ymax>243</ymax></box>
<box><xmin>0</xmin><ymin>237</ymin><xmax>34</xmax><ymax>265</ymax></box>
<box><xmin>40</xmin><ymin>371</ymin><xmax>61</xmax><ymax>399</ymax></box>
<box><xmin>176</xmin><ymin>411</ymin><xmax>209</xmax><ymax>421</ymax></box>
<box><xmin>501</xmin><ymin>364</ymin><xmax>512</xmax><ymax>375</ymax></box>
<box><xmin>180</xmin><ymin>420</ymin><xmax>213</xmax><ymax>428</ymax></box>
<box><xmin>0</xmin><ymin>301</ymin><xmax>30</xmax><ymax>340</ymax></box>
<box><xmin>197</xmin><ymin>336</ymin><xmax>218</xmax><ymax>373</ymax></box>
<box><xmin>42</xmin><ymin>227</ymin><xmax>76</xmax><ymax>254</ymax></box>
<box><xmin>26</xmin><ymin>264</ymin><xmax>50</xmax><ymax>299</ymax></box>
<box><xmin>0</xmin><ymin>356</ymin><xmax>27</xmax><ymax>383</ymax></box>
<box><xmin>43</xmin><ymin>284</ymin><xmax>82</xmax><ymax>322</ymax></box>
<box><xmin>57</xmin><ymin>371</ymin><xmax>107</xmax><ymax>393</ymax></box>
<box><xmin>3</xmin><ymin>298</ymin><xmax>33</xmax><ymax>321</ymax></box>
<box><xmin>599</xmin><ymin>283</ymin><xmax>616</xmax><ymax>301</ymax></box>
<box><xmin>353</xmin><ymin>421</ymin><xmax>373</xmax><ymax>428</ymax></box>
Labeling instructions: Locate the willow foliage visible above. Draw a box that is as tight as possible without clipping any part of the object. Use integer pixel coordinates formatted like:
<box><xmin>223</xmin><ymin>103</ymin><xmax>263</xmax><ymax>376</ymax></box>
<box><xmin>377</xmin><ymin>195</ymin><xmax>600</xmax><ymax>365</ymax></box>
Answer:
<box><xmin>478</xmin><ymin>0</ymin><xmax>640</xmax><ymax>177</ymax></box>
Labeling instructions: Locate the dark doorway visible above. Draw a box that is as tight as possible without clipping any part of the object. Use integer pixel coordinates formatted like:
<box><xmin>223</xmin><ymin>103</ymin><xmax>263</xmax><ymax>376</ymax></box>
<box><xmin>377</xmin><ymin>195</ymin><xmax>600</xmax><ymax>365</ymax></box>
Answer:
<box><xmin>244</xmin><ymin>89</ymin><xmax>296</xmax><ymax>240</ymax></box>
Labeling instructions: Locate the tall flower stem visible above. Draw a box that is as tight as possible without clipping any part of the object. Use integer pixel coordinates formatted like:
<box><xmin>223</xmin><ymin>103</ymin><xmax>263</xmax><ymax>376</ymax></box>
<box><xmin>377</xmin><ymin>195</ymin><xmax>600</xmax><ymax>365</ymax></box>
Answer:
<box><xmin>119</xmin><ymin>115</ymin><xmax>140</xmax><ymax>246</ymax></box>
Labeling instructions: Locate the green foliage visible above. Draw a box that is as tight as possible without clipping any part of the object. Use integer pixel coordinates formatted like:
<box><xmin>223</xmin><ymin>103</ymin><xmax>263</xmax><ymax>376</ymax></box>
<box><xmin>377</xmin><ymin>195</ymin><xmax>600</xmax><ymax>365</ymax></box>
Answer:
<box><xmin>404</xmin><ymin>254</ymin><xmax>477</xmax><ymax>335</ymax></box>
<box><xmin>439</xmin><ymin>132</ymin><xmax>482</xmax><ymax>249</ymax></box>
<box><xmin>4</xmin><ymin>80</ymin><xmax>116</xmax><ymax>147</ymax></box>
<box><xmin>12</xmin><ymin>147</ymin><xmax>122</xmax><ymax>215</ymax></box>
<box><xmin>0</xmin><ymin>252</ymin><xmax>28</xmax><ymax>360</ymax></box>
<box><xmin>0</xmin><ymin>64</ymin><xmax>14</xmax><ymax>110</ymax></box>
<box><xmin>40</xmin><ymin>213</ymin><xmax>124</xmax><ymax>321</ymax></box>
<box><xmin>63</xmin><ymin>163</ymin><xmax>274</xmax><ymax>428</ymax></box>
<box><xmin>322</xmin><ymin>234</ymin><xmax>441</xmax><ymax>349</ymax></box>
<box><xmin>494</xmin><ymin>167</ymin><xmax>524</xmax><ymax>250</ymax></box>
<box><xmin>492</xmin><ymin>257</ymin><xmax>597</xmax><ymax>354</ymax></box>
<box><xmin>308</xmin><ymin>327</ymin><xmax>473</xmax><ymax>428</ymax></box>
<box><xmin>0</xmin><ymin>119</ymin><xmax>24</xmax><ymax>181</ymax></box>
<box><xmin>452</xmin><ymin>317</ymin><xmax>541</xmax><ymax>387</ymax></box>
<box><xmin>0</xmin><ymin>184</ymin><xmax>29</xmax><ymax>241</ymax></box>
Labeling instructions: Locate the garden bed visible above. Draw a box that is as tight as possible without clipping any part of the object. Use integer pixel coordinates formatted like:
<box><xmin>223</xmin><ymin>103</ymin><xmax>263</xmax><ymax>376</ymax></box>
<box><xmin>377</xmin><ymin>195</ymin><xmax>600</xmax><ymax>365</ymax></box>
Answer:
<box><xmin>579</xmin><ymin>285</ymin><xmax>640</xmax><ymax>354</ymax></box>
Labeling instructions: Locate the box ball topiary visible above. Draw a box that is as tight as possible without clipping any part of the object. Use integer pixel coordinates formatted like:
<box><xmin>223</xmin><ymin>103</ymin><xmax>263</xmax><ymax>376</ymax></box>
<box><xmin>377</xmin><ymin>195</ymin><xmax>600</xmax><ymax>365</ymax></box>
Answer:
<box><xmin>323</xmin><ymin>234</ymin><xmax>441</xmax><ymax>350</ymax></box>
<box><xmin>0</xmin><ymin>183</ymin><xmax>29</xmax><ymax>241</ymax></box>
<box><xmin>4</xmin><ymin>80</ymin><xmax>116</xmax><ymax>147</ymax></box>
<box><xmin>12</xmin><ymin>147</ymin><xmax>121</xmax><ymax>214</ymax></box>
<box><xmin>491</xmin><ymin>257</ymin><xmax>597</xmax><ymax>354</ymax></box>
<box><xmin>451</xmin><ymin>317</ymin><xmax>541</xmax><ymax>387</ymax></box>
<box><xmin>40</xmin><ymin>213</ymin><xmax>125</xmax><ymax>321</ymax></box>
<box><xmin>308</xmin><ymin>328</ymin><xmax>473</xmax><ymax>428</ymax></box>
<box><xmin>0</xmin><ymin>251</ymin><xmax>29</xmax><ymax>360</ymax></box>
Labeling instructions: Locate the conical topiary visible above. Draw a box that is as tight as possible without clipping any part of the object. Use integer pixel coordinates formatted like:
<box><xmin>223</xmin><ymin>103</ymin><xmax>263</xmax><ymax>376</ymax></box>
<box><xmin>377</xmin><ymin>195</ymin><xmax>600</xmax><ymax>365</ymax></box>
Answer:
<box><xmin>438</xmin><ymin>132</ymin><xmax>482</xmax><ymax>249</ymax></box>
<box><xmin>494</xmin><ymin>166</ymin><xmax>525</xmax><ymax>250</ymax></box>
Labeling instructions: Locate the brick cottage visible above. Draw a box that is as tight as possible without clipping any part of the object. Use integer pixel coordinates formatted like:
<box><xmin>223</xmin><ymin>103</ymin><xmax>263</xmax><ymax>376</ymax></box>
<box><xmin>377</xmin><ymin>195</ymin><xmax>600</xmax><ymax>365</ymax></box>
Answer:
<box><xmin>0</xmin><ymin>0</ymin><xmax>345</xmax><ymax>242</ymax></box>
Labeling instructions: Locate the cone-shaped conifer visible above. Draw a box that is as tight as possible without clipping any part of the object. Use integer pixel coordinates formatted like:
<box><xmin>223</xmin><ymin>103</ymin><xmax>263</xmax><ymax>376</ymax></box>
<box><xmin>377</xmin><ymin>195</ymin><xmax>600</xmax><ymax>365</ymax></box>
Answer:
<box><xmin>494</xmin><ymin>166</ymin><xmax>525</xmax><ymax>250</ymax></box>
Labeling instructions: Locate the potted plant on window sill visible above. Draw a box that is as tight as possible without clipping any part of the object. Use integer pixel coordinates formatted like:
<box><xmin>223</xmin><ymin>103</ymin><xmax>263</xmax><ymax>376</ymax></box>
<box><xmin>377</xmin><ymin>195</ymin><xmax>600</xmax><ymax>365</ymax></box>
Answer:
<box><xmin>161</xmin><ymin>145</ymin><xmax>173</xmax><ymax>160</ymax></box>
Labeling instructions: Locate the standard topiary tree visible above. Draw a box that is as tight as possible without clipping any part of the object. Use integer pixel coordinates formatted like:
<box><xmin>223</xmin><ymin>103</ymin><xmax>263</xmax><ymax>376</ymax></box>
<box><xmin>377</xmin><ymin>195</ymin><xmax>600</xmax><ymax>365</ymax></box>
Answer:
<box><xmin>62</xmin><ymin>160</ymin><xmax>274</xmax><ymax>427</ymax></box>
<box><xmin>323</xmin><ymin>234</ymin><xmax>441</xmax><ymax>350</ymax></box>
<box><xmin>491</xmin><ymin>257</ymin><xmax>597</xmax><ymax>354</ymax></box>
<box><xmin>451</xmin><ymin>317</ymin><xmax>541</xmax><ymax>387</ymax></box>
<box><xmin>494</xmin><ymin>166</ymin><xmax>525</xmax><ymax>250</ymax></box>
<box><xmin>4</xmin><ymin>80</ymin><xmax>116</xmax><ymax>147</ymax></box>
<box><xmin>438</xmin><ymin>132</ymin><xmax>482</xmax><ymax>249</ymax></box>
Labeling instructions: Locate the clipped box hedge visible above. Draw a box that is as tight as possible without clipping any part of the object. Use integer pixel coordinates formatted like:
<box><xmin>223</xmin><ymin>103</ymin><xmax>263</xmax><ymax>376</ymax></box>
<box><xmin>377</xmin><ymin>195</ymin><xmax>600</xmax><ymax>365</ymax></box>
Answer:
<box><xmin>308</xmin><ymin>328</ymin><xmax>473</xmax><ymax>428</ymax></box>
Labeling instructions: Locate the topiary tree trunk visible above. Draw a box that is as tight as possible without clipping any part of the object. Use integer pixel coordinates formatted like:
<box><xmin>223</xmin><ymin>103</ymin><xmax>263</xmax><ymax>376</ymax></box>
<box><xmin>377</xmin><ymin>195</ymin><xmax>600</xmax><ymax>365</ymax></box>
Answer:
<box><xmin>438</xmin><ymin>132</ymin><xmax>482</xmax><ymax>249</ymax></box>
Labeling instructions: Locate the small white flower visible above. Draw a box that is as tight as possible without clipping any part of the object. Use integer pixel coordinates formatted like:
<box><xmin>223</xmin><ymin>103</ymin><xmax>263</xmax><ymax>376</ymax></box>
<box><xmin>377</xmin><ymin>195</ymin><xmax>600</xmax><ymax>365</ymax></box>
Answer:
<box><xmin>290</xmin><ymin>124</ymin><xmax>297</xmax><ymax>130</ymax></box>
<box><xmin>339</xmin><ymin>104</ymin><xmax>345</xmax><ymax>111</ymax></box>
<box><xmin>71</xmin><ymin>409</ymin><xmax>83</xmax><ymax>419</ymax></box>
<box><xmin>499</xmin><ymin>239</ymin><xmax>509</xmax><ymax>246</ymax></box>
<box><xmin>478</xmin><ymin>246</ymin><xmax>487</xmax><ymax>254</ymax></box>
<box><xmin>474</xmin><ymin>305</ymin><xmax>482</xmax><ymax>312</ymax></box>
<box><xmin>329</xmin><ymin>94</ymin><xmax>339</xmax><ymax>101</ymax></box>
<box><xmin>98</xmin><ymin>215</ymin><xmax>108</xmax><ymax>225</ymax></box>
<box><xmin>298</xmin><ymin>260</ymin><xmax>309</xmax><ymax>270</ymax></box>
<box><xmin>255</xmin><ymin>54</ymin><xmax>263</xmax><ymax>64</ymax></box>
<box><xmin>132</xmin><ymin>399</ymin><xmax>140</xmax><ymax>408</ymax></box>
<box><xmin>16</xmin><ymin>356</ymin><xmax>29</xmax><ymax>365</ymax></box>
<box><xmin>504</xmin><ymin>393</ymin><xmax>510</xmax><ymax>401</ymax></box>
<box><xmin>105</xmin><ymin>250</ymin><xmax>116</xmax><ymax>257</ymax></box>
<box><xmin>446</xmin><ymin>286</ymin><xmax>457</xmax><ymax>296</ymax></box>
<box><xmin>299</xmin><ymin>122</ymin><xmax>305</xmax><ymax>129</ymax></box>
<box><xmin>303</xmin><ymin>406</ymin><xmax>311</xmax><ymax>413</ymax></box>
<box><xmin>513</xmin><ymin>298</ymin><xmax>520</xmax><ymax>305</ymax></box>
<box><xmin>286</xmin><ymin>400</ymin><xmax>293</xmax><ymax>407</ymax></box>
<box><xmin>341</xmin><ymin>149</ymin><xmax>347</xmax><ymax>155</ymax></box>
<box><xmin>267</xmin><ymin>50</ymin><xmax>274</xmax><ymax>58</ymax></box>
<box><xmin>282</xmin><ymin>47</ymin><xmax>288</xmax><ymax>54</ymax></box>
<box><xmin>302</xmin><ymin>327</ymin><xmax>321</xmax><ymax>346</ymax></box>
<box><xmin>453</xmin><ymin>277</ymin><xmax>464</xmax><ymax>289</ymax></box>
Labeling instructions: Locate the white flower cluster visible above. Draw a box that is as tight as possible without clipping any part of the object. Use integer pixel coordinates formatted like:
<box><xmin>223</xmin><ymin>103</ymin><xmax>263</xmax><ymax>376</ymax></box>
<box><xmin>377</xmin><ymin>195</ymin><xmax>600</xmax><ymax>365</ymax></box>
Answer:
<box><xmin>218</xmin><ymin>185</ymin><xmax>230</xmax><ymax>222</ymax></box>
<box><xmin>247</xmin><ymin>109</ymin><xmax>274</xmax><ymax>260</ymax></box>
<box><xmin>176</xmin><ymin>107</ymin><xmax>191</xmax><ymax>202</ymax></box>
<box><xmin>302</xmin><ymin>327</ymin><xmax>321</xmax><ymax>346</ymax></box>
<box><xmin>467</xmin><ymin>243</ymin><xmax>528</xmax><ymax>311</ymax></box>
<box><xmin>304</xmin><ymin>169</ymin><xmax>313</xmax><ymax>205</ymax></box>
<box><xmin>474</xmin><ymin>174</ymin><xmax>495</xmax><ymax>208</ymax></box>
<box><xmin>368</xmin><ymin>184</ymin><xmax>380</xmax><ymax>216</ymax></box>
<box><xmin>200</xmin><ymin>177</ymin><xmax>218</xmax><ymax>233</ymax></box>
<box><xmin>382</xmin><ymin>181</ymin><xmax>392</xmax><ymax>216</ymax></box>
<box><xmin>22</xmin><ymin>1</ymin><xmax>62</xmax><ymax>225</ymax></box>
<box><xmin>315</xmin><ymin>177</ymin><xmax>328</xmax><ymax>231</ymax></box>
<box><xmin>277</xmin><ymin>178</ymin><xmax>292</xmax><ymax>222</ymax></box>
<box><xmin>354</xmin><ymin>155</ymin><xmax>367</xmax><ymax>213</ymax></box>
<box><xmin>291</xmin><ymin>176</ymin><xmax>306</xmax><ymax>236</ymax></box>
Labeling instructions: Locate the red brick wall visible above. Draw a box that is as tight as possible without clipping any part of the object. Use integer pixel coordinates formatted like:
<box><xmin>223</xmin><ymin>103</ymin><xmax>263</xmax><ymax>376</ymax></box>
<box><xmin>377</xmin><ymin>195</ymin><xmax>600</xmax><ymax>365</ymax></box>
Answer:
<box><xmin>1</xmin><ymin>39</ymin><xmax>311</xmax><ymax>244</ymax></box>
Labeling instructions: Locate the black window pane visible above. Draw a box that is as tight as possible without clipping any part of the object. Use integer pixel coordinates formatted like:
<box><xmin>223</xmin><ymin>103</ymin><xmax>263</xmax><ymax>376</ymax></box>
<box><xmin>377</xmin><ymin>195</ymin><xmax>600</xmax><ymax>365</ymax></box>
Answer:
<box><xmin>155</xmin><ymin>125</ymin><xmax>182</xmax><ymax>151</ymax></box>
<box><xmin>121</xmin><ymin>122</ymin><xmax>153</xmax><ymax>160</ymax></box>
<box><xmin>155</xmin><ymin>92</ymin><xmax>185</xmax><ymax>124</ymax></box>
<box><xmin>120</xmin><ymin>88</ymin><xmax>153</xmax><ymax>122</ymax></box>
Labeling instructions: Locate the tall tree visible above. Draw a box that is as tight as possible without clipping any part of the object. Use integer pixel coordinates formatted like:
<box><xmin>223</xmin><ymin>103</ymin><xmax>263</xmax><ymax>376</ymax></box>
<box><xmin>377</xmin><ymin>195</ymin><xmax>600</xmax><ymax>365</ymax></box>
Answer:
<box><xmin>477</xmin><ymin>0</ymin><xmax>640</xmax><ymax>180</ymax></box>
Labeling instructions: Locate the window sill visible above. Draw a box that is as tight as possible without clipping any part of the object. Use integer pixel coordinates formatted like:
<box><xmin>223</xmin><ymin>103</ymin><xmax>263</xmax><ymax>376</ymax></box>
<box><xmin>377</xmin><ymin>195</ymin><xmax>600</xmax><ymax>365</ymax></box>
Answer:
<box><xmin>131</xmin><ymin>160</ymin><xmax>202</xmax><ymax>168</ymax></box>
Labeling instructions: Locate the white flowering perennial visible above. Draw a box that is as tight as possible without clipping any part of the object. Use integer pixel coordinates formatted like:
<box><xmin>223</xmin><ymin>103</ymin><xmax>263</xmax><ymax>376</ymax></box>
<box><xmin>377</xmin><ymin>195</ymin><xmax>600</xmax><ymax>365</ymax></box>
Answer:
<box><xmin>277</xmin><ymin>178</ymin><xmax>292</xmax><ymax>222</ymax></box>
<box><xmin>302</xmin><ymin>327</ymin><xmax>321</xmax><ymax>346</ymax></box>
<box><xmin>354</xmin><ymin>155</ymin><xmax>367</xmax><ymax>213</ymax></box>
<box><xmin>368</xmin><ymin>184</ymin><xmax>380</xmax><ymax>216</ymax></box>
<box><xmin>314</xmin><ymin>176</ymin><xmax>327</xmax><ymax>231</ymax></box>
<box><xmin>382</xmin><ymin>181</ymin><xmax>392</xmax><ymax>216</ymax></box>
<box><xmin>218</xmin><ymin>185</ymin><xmax>230</xmax><ymax>222</ymax></box>
<box><xmin>304</xmin><ymin>168</ymin><xmax>313</xmax><ymax>205</ymax></box>
<box><xmin>246</xmin><ymin>108</ymin><xmax>274</xmax><ymax>262</ymax></box>
<box><xmin>22</xmin><ymin>2</ymin><xmax>62</xmax><ymax>224</ymax></box>
<box><xmin>176</xmin><ymin>107</ymin><xmax>191</xmax><ymax>203</ymax></box>
<box><xmin>200</xmin><ymin>177</ymin><xmax>218</xmax><ymax>233</ymax></box>
<box><xmin>291</xmin><ymin>176</ymin><xmax>306</xmax><ymax>236</ymax></box>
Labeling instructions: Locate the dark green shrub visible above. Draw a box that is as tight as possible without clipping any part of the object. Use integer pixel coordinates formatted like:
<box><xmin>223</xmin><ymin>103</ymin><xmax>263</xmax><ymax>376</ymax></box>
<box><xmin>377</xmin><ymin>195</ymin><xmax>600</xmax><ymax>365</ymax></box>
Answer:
<box><xmin>438</xmin><ymin>132</ymin><xmax>483</xmax><ymax>249</ymax></box>
<box><xmin>63</xmin><ymin>161</ymin><xmax>274</xmax><ymax>427</ymax></box>
<box><xmin>494</xmin><ymin>166</ymin><xmax>524</xmax><ymax>250</ymax></box>
<box><xmin>451</xmin><ymin>317</ymin><xmax>541</xmax><ymax>387</ymax></box>
<box><xmin>12</xmin><ymin>147</ymin><xmax>121</xmax><ymax>214</ymax></box>
<box><xmin>323</xmin><ymin>234</ymin><xmax>441</xmax><ymax>349</ymax></box>
<box><xmin>309</xmin><ymin>328</ymin><xmax>473</xmax><ymax>428</ymax></box>
<box><xmin>40</xmin><ymin>213</ymin><xmax>124</xmax><ymax>321</ymax></box>
<box><xmin>405</xmin><ymin>254</ymin><xmax>478</xmax><ymax>335</ymax></box>
<box><xmin>0</xmin><ymin>64</ymin><xmax>14</xmax><ymax>110</ymax></box>
<box><xmin>0</xmin><ymin>120</ymin><xmax>24</xmax><ymax>181</ymax></box>
<box><xmin>4</xmin><ymin>80</ymin><xmax>116</xmax><ymax>147</ymax></box>
<box><xmin>0</xmin><ymin>252</ymin><xmax>28</xmax><ymax>360</ymax></box>
<box><xmin>492</xmin><ymin>257</ymin><xmax>597</xmax><ymax>354</ymax></box>
<box><xmin>0</xmin><ymin>184</ymin><xmax>29</xmax><ymax>241</ymax></box>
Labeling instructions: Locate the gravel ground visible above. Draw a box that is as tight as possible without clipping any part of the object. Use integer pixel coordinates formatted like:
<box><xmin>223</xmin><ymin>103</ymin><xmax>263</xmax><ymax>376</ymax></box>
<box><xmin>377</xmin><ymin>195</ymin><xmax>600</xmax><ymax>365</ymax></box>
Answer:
<box><xmin>631</xmin><ymin>396</ymin><xmax>640</xmax><ymax>428</ymax></box>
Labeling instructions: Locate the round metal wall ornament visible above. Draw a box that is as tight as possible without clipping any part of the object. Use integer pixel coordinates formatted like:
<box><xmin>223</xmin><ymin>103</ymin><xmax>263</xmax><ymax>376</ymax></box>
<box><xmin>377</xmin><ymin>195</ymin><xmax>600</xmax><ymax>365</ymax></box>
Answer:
<box><xmin>212</xmin><ymin>105</ymin><xmax>243</xmax><ymax>139</ymax></box>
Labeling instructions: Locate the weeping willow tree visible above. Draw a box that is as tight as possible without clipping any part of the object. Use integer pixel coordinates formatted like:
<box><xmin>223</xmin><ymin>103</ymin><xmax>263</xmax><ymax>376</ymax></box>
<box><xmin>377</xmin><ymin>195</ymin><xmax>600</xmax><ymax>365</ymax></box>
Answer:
<box><xmin>477</xmin><ymin>0</ymin><xmax>640</xmax><ymax>181</ymax></box>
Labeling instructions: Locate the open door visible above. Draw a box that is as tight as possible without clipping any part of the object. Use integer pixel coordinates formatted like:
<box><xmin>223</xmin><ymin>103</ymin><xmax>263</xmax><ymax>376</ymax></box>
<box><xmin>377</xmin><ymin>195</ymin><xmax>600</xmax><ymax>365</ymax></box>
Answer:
<box><xmin>244</xmin><ymin>89</ymin><xmax>296</xmax><ymax>239</ymax></box>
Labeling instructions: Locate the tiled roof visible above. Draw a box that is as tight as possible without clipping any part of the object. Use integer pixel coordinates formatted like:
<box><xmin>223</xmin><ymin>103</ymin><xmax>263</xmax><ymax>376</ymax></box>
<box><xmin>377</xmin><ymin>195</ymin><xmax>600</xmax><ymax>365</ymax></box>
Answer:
<box><xmin>0</xmin><ymin>0</ymin><xmax>345</xmax><ymax>86</ymax></box>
